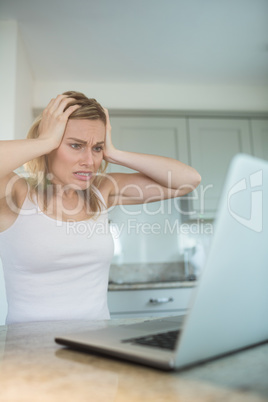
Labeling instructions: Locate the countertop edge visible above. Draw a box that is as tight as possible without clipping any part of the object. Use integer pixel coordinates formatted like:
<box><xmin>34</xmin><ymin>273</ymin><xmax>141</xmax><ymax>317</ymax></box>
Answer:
<box><xmin>108</xmin><ymin>281</ymin><xmax>197</xmax><ymax>290</ymax></box>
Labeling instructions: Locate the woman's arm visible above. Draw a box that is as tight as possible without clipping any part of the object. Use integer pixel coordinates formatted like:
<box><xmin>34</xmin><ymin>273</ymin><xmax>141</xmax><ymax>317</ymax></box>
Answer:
<box><xmin>102</xmin><ymin>110</ymin><xmax>201</xmax><ymax>206</ymax></box>
<box><xmin>0</xmin><ymin>95</ymin><xmax>79</xmax><ymax>200</ymax></box>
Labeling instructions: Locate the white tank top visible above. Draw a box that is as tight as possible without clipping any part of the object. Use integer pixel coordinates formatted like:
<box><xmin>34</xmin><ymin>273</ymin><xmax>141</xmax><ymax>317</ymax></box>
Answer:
<box><xmin>0</xmin><ymin>190</ymin><xmax>114</xmax><ymax>324</ymax></box>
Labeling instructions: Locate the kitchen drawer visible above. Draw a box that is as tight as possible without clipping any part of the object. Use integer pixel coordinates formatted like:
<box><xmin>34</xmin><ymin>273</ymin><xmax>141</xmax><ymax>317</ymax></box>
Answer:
<box><xmin>107</xmin><ymin>287</ymin><xmax>194</xmax><ymax>317</ymax></box>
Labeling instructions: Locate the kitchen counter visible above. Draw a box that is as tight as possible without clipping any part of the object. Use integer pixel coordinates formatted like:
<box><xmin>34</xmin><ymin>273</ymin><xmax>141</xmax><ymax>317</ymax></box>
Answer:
<box><xmin>0</xmin><ymin>319</ymin><xmax>267</xmax><ymax>401</ymax></box>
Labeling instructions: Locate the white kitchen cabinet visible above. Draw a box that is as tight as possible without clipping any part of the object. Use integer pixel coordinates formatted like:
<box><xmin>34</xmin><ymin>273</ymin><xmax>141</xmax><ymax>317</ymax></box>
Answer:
<box><xmin>108</xmin><ymin>117</ymin><xmax>189</xmax><ymax>173</ymax></box>
<box><xmin>187</xmin><ymin>118</ymin><xmax>252</xmax><ymax>218</ymax></box>
<box><xmin>251</xmin><ymin>119</ymin><xmax>268</xmax><ymax>161</ymax></box>
<box><xmin>107</xmin><ymin>287</ymin><xmax>194</xmax><ymax>319</ymax></box>
<box><xmin>108</xmin><ymin>115</ymin><xmax>268</xmax><ymax>219</ymax></box>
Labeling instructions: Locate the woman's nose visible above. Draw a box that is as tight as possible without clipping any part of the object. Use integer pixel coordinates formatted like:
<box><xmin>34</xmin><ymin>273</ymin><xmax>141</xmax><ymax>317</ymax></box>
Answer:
<box><xmin>80</xmin><ymin>149</ymin><xmax>94</xmax><ymax>167</ymax></box>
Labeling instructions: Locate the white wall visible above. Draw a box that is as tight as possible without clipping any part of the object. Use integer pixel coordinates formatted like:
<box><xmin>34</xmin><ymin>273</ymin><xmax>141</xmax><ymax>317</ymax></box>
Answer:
<box><xmin>0</xmin><ymin>21</ymin><xmax>34</xmax><ymax>324</ymax></box>
<box><xmin>0</xmin><ymin>20</ymin><xmax>17</xmax><ymax>325</ymax></box>
<box><xmin>34</xmin><ymin>81</ymin><xmax>268</xmax><ymax>112</ymax></box>
<box><xmin>0</xmin><ymin>20</ymin><xmax>34</xmax><ymax>141</ymax></box>
<box><xmin>0</xmin><ymin>21</ymin><xmax>17</xmax><ymax>141</ymax></box>
<box><xmin>14</xmin><ymin>30</ymin><xmax>34</xmax><ymax>140</ymax></box>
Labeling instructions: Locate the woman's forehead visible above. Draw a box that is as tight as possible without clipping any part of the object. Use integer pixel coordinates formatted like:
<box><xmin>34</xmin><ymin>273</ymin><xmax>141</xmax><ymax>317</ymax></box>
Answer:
<box><xmin>65</xmin><ymin>119</ymin><xmax>105</xmax><ymax>140</ymax></box>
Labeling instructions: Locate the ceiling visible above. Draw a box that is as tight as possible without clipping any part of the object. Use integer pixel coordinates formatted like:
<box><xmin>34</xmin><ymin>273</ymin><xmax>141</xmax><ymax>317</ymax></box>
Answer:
<box><xmin>1</xmin><ymin>0</ymin><xmax>268</xmax><ymax>86</ymax></box>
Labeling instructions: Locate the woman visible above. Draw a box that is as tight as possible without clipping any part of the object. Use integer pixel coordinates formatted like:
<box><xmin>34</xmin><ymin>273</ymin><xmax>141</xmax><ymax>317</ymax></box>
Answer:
<box><xmin>0</xmin><ymin>91</ymin><xmax>201</xmax><ymax>324</ymax></box>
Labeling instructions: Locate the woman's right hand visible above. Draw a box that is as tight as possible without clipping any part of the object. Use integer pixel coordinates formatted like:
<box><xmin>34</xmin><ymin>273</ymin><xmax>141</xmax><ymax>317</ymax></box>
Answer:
<box><xmin>38</xmin><ymin>95</ymin><xmax>80</xmax><ymax>149</ymax></box>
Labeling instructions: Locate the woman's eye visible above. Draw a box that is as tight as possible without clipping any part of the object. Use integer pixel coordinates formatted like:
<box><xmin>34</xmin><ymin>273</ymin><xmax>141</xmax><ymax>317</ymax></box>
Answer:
<box><xmin>93</xmin><ymin>146</ymin><xmax>104</xmax><ymax>152</ymax></box>
<box><xmin>70</xmin><ymin>144</ymin><xmax>82</xmax><ymax>150</ymax></box>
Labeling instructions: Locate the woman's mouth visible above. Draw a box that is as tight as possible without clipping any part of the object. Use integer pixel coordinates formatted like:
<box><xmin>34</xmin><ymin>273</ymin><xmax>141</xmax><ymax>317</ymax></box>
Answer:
<box><xmin>73</xmin><ymin>171</ymin><xmax>92</xmax><ymax>181</ymax></box>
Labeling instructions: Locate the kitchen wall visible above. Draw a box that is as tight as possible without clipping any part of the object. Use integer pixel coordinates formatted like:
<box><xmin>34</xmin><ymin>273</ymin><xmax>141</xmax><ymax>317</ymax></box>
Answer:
<box><xmin>108</xmin><ymin>200</ymin><xmax>212</xmax><ymax>282</ymax></box>
<box><xmin>33</xmin><ymin>80</ymin><xmax>268</xmax><ymax>112</ymax></box>
<box><xmin>109</xmin><ymin>200</ymin><xmax>185</xmax><ymax>265</ymax></box>
<box><xmin>0</xmin><ymin>21</ymin><xmax>34</xmax><ymax>141</ymax></box>
<box><xmin>0</xmin><ymin>21</ymin><xmax>17</xmax><ymax>140</ymax></box>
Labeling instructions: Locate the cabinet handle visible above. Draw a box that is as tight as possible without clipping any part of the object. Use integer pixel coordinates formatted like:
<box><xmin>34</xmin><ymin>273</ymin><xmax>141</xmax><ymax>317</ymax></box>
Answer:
<box><xmin>149</xmin><ymin>297</ymin><xmax>174</xmax><ymax>305</ymax></box>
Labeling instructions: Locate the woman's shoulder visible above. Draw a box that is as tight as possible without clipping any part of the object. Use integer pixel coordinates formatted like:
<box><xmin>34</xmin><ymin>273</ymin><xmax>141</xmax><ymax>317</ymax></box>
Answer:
<box><xmin>0</xmin><ymin>172</ymin><xmax>28</xmax><ymax>211</ymax></box>
<box><xmin>12</xmin><ymin>173</ymin><xmax>29</xmax><ymax>208</ymax></box>
<box><xmin>0</xmin><ymin>173</ymin><xmax>29</xmax><ymax>232</ymax></box>
<box><xmin>97</xmin><ymin>173</ymin><xmax>120</xmax><ymax>208</ymax></box>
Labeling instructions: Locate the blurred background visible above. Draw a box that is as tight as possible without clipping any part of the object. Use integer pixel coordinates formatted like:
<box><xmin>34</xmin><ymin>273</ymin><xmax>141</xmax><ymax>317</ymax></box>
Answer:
<box><xmin>0</xmin><ymin>0</ymin><xmax>268</xmax><ymax>321</ymax></box>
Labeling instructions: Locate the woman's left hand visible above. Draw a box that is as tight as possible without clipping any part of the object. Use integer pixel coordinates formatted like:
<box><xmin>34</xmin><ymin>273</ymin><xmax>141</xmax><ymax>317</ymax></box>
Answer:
<box><xmin>103</xmin><ymin>108</ymin><xmax>117</xmax><ymax>162</ymax></box>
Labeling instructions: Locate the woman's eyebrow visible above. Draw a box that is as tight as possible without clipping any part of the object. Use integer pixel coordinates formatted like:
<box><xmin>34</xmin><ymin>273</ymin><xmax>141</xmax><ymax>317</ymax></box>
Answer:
<box><xmin>67</xmin><ymin>137</ymin><xmax>105</xmax><ymax>146</ymax></box>
<box><xmin>67</xmin><ymin>137</ymin><xmax>87</xmax><ymax>144</ymax></box>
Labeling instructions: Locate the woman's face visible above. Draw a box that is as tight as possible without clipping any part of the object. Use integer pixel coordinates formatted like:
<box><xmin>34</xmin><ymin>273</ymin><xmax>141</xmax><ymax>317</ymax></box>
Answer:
<box><xmin>46</xmin><ymin>119</ymin><xmax>105</xmax><ymax>190</ymax></box>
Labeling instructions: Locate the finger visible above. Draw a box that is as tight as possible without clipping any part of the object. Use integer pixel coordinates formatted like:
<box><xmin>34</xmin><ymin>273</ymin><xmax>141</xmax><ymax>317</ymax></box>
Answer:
<box><xmin>45</xmin><ymin>94</ymin><xmax>68</xmax><ymax>112</ymax></box>
<box><xmin>47</xmin><ymin>94</ymin><xmax>78</xmax><ymax>112</ymax></box>
<box><xmin>44</xmin><ymin>96</ymin><xmax>77</xmax><ymax>120</ymax></box>
<box><xmin>103</xmin><ymin>108</ymin><xmax>110</xmax><ymax>119</ymax></box>
<box><xmin>55</xmin><ymin>96</ymin><xmax>77</xmax><ymax>114</ymax></box>
<box><xmin>42</xmin><ymin>96</ymin><xmax>67</xmax><ymax>120</ymax></box>
<box><xmin>63</xmin><ymin>104</ymin><xmax>80</xmax><ymax>118</ymax></box>
<box><xmin>104</xmin><ymin>108</ymin><xmax>112</xmax><ymax>130</ymax></box>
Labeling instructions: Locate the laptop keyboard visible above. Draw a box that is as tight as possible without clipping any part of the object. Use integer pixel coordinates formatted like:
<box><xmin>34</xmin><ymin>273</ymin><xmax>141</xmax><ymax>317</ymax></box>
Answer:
<box><xmin>122</xmin><ymin>330</ymin><xmax>180</xmax><ymax>351</ymax></box>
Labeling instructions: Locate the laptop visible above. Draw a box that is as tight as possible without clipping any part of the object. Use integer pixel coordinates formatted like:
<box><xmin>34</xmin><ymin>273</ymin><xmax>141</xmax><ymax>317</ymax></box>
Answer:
<box><xmin>55</xmin><ymin>153</ymin><xmax>268</xmax><ymax>371</ymax></box>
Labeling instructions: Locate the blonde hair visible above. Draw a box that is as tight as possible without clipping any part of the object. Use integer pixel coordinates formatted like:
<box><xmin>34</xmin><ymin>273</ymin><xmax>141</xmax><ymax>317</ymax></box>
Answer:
<box><xmin>24</xmin><ymin>91</ymin><xmax>108</xmax><ymax>217</ymax></box>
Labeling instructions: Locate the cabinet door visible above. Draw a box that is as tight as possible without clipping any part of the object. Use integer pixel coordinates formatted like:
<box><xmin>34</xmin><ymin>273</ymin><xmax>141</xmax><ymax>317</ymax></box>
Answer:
<box><xmin>108</xmin><ymin>117</ymin><xmax>188</xmax><ymax>173</ymax></box>
<box><xmin>251</xmin><ymin>120</ymin><xmax>268</xmax><ymax>161</ymax></box>
<box><xmin>188</xmin><ymin>118</ymin><xmax>252</xmax><ymax>217</ymax></box>
<box><xmin>108</xmin><ymin>287</ymin><xmax>194</xmax><ymax>318</ymax></box>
